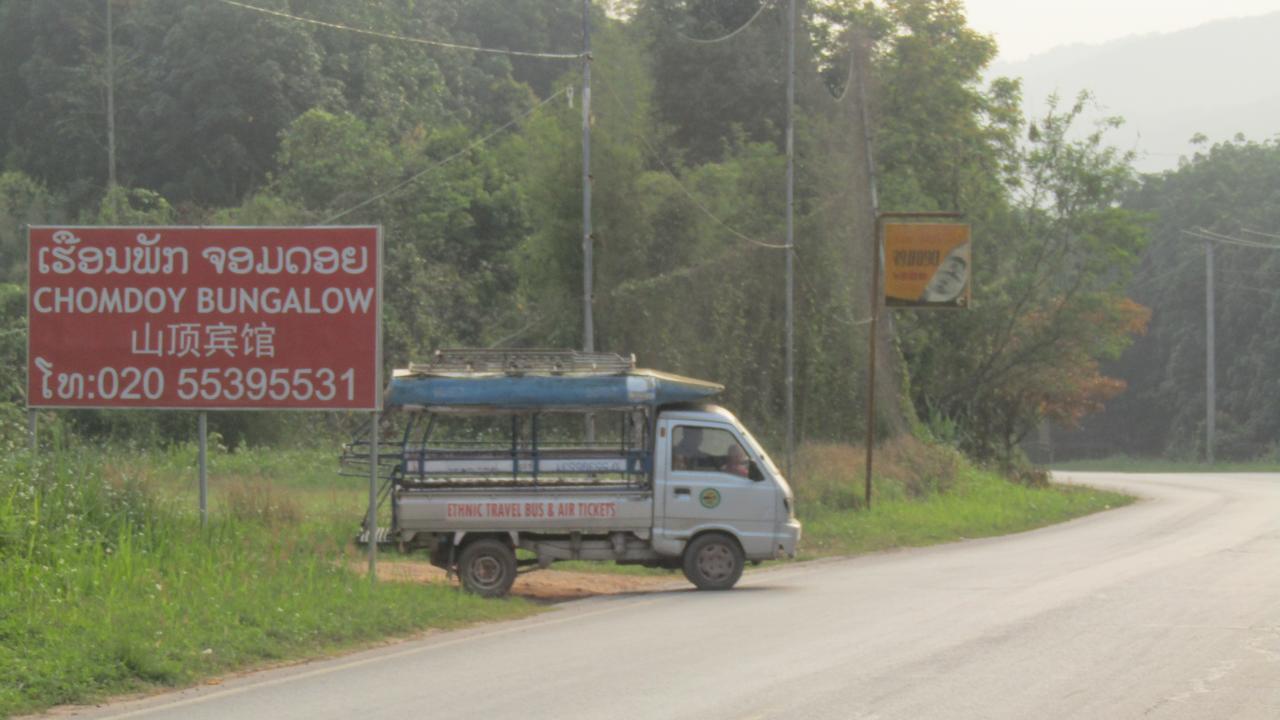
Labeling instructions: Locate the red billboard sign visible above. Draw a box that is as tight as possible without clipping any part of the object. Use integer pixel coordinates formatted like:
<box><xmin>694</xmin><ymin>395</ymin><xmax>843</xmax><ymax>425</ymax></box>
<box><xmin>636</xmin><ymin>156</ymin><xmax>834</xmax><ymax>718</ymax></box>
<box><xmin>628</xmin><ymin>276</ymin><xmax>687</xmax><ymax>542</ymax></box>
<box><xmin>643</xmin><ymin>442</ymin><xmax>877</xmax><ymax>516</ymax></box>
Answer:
<box><xmin>27</xmin><ymin>226</ymin><xmax>381</xmax><ymax>410</ymax></box>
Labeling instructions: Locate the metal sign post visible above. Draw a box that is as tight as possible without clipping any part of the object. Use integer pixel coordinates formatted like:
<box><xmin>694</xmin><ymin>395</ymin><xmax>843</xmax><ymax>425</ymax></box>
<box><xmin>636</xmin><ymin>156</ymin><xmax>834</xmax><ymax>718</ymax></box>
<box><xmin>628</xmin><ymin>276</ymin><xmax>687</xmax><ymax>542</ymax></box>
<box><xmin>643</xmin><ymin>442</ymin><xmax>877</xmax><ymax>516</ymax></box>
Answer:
<box><xmin>27</xmin><ymin>410</ymin><xmax>36</xmax><ymax>456</ymax></box>
<box><xmin>864</xmin><ymin>214</ymin><xmax>883</xmax><ymax>510</ymax></box>
<box><xmin>198</xmin><ymin>412</ymin><xmax>208</xmax><ymax>527</ymax></box>
<box><xmin>368</xmin><ymin>411</ymin><xmax>379</xmax><ymax>583</ymax></box>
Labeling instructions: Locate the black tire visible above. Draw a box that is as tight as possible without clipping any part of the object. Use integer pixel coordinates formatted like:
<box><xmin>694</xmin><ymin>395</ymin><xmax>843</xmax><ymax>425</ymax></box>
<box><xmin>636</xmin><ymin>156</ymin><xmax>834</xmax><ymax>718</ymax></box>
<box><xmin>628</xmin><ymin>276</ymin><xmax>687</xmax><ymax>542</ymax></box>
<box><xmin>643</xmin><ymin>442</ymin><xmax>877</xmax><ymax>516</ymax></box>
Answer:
<box><xmin>681</xmin><ymin>533</ymin><xmax>745</xmax><ymax>591</ymax></box>
<box><xmin>457</xmin><ymin>539</ymin><xmax>517</xmax><ymax>597</ymax></box>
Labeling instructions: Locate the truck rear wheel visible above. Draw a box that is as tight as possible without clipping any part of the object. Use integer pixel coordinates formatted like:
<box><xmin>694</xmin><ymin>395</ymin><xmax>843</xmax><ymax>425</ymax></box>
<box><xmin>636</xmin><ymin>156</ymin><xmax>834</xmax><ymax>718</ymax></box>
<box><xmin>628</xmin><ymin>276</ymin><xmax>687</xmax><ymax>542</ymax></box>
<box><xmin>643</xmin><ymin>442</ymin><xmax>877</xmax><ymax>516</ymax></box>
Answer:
<box><xmin>682</xmin><ymin>533</ymin><xmax>744</xmax><ymax>591</ymax></box>
<box><xmin>458</xmin><ymin>539</ymin><xmax>517</xmax><ymax>597</ymax></box>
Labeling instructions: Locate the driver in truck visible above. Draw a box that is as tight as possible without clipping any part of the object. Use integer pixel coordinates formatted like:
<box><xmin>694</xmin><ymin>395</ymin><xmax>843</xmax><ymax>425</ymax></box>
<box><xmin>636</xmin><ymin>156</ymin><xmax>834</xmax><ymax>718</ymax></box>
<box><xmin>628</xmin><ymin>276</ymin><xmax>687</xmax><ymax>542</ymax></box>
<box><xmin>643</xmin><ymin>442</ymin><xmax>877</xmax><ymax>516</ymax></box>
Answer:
<box><xmin>722</xmin><ymin>444</ymin><xmax>750</xmax><ymax>477</ymax></box>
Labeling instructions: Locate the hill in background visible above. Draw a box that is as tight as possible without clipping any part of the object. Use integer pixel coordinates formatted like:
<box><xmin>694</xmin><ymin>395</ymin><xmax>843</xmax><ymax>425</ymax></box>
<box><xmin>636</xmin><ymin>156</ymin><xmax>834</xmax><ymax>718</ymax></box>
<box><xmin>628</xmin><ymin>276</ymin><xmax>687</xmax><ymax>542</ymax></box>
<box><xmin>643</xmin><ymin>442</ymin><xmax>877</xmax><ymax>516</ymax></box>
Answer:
<box><xmin>992</xmin><ymin>11</ymin><xmax>1280</xmax><ymax>173</ymax></box>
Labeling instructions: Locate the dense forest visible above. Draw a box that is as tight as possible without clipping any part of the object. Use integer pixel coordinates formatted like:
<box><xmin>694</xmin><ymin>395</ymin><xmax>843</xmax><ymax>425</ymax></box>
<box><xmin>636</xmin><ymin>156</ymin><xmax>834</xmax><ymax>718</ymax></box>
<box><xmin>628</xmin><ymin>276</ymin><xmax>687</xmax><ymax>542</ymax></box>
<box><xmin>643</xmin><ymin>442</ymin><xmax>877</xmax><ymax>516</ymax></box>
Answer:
<box><xmin>1063</xmin><ymin>137</ymin><xmax>1280</xmax><ymax>461</ymax></box>
<box><xmin>0</xmin><ymin>0</ymin><xmax>1159</xmax><ymax>465</ymax></box>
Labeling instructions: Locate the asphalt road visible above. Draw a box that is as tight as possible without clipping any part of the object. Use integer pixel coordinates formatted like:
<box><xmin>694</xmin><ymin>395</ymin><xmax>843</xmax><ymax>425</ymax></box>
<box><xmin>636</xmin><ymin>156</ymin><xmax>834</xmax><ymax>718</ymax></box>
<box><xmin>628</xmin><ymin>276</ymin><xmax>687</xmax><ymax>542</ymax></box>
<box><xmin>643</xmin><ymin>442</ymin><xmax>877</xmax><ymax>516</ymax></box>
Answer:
<box><xmin>60</xmin><ymin>472</ymin><xmax>1280</xmax><ymax>720</ymax></box>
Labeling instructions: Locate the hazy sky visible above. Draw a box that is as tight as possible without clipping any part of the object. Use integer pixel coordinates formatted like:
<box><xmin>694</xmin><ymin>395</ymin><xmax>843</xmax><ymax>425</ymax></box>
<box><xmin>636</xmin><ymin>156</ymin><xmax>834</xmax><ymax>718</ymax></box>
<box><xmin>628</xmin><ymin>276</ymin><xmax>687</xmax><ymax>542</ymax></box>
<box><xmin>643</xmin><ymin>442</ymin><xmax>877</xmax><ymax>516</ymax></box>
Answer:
<box><xmin>964</xmin><ymin>0</ymin><xmax>1280</xmax><ymax>61</ymax></box>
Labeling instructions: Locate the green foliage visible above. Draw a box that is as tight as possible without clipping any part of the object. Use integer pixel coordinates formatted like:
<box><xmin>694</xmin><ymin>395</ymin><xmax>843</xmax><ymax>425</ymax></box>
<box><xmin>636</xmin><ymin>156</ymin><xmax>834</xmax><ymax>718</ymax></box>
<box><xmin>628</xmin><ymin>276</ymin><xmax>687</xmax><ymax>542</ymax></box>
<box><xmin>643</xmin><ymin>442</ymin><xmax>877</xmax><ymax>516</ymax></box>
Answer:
<box><xmin>88</xmin><ymin>185</ymin><xmax>175</xmax><ymax>225</ymax></box>
<box><xmin>872</xmin><ymin>0</ymin><xmax>1015</xmax><ymax>214</ymax></box>
<box><xmin>0</xmin><ymin>283</ymin><xmax>26</xmax><ymax>440</ymax></box>
<box><xmin>276</xmin><ymin>109</ymin><xmax>400</xmax><ymax>211</ymax></box>
<box><xmin>0</xmin><ymin>170</ymin><xmax>60</xmax><ymax>281</ymax></box>
<box><xmin>634</xmin><ymin>0</ymin><xmax>791</xmax><ymax>164</ymax></box>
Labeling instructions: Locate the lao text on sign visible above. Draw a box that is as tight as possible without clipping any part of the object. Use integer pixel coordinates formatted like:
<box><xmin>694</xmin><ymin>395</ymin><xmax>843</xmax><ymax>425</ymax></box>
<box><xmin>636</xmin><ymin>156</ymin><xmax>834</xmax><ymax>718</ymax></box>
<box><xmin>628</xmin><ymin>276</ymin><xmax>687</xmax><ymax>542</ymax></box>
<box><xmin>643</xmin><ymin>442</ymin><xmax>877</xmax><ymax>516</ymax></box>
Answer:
<box><xmin>883</xmin><ymin>223</ymin><xmax>971</xmax><ymax>308</ymax></box>
<box><xmin>27</xmin><ymin>226</ymin><xmax>382</xmax><ymax>410</ymax></box>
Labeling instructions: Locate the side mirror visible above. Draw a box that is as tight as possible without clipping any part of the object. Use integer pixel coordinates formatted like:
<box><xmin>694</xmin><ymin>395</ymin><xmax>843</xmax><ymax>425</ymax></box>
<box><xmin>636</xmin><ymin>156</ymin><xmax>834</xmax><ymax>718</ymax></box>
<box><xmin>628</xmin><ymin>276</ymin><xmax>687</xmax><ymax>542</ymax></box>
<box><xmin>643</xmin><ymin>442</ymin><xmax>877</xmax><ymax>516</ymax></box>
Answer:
<box><xmin>748</xmin><ymin>460</ymin><xmax>764</xmax><ymax>482</ymax></box>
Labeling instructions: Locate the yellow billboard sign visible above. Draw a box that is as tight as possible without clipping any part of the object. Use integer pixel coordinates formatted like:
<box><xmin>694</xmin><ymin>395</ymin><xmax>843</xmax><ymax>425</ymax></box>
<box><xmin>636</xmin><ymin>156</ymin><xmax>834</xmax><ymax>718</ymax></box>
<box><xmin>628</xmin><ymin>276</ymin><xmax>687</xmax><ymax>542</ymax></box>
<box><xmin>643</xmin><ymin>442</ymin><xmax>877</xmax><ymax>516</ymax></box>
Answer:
<box><xmin>883</xmin><ymin>223</ymin><xmax>971</xmax><ymax>308</ymax></box>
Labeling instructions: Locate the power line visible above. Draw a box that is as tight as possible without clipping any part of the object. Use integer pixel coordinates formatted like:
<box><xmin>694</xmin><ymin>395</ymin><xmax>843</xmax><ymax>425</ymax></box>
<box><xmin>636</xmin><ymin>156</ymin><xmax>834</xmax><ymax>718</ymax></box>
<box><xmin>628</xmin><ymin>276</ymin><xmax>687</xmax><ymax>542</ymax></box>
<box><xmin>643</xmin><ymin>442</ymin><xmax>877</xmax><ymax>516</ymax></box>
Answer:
<box><xmin>1243</xmin><ymin>228</ymin><xmax>1280</xmax><ymax>241</ymax></box>
<box><xmin>1181</xmin><ymin>228</ymin><xmax>1280</xmax><ymax>250</ymax></box>
<box><xmin>596</xmin><ymin>79</ymin><xmax>789</xmax><ymax>250</ymax></box>
<box><xmin>320</xmin><ymin>87</ymin><xmax>570</xmax><ymax>224</ymax></box>
<box><xmin>677</xmin><ymin>0</ymin><xmax>774</xmax><ymax>44</ymax></box>
<box><xmin>1196</xmin><ymin>227</ymin><xmax>1278</xmax><ymax>248</ymax></box>
<box><xmin>217</xmin><ymin>0</ymin><xmax>583</xmax><ymax>60</ymax></box>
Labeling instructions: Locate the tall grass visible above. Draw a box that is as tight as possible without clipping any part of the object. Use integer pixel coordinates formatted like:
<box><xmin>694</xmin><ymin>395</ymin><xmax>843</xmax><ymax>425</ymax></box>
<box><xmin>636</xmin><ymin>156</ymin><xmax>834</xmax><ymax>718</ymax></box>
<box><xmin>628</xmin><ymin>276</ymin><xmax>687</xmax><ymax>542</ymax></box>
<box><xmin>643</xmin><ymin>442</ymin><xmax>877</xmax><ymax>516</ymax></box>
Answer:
<box><xmin>0</xmin><ymin>444</ymin><xmax>535</xmax><ymax>718</ymax></box>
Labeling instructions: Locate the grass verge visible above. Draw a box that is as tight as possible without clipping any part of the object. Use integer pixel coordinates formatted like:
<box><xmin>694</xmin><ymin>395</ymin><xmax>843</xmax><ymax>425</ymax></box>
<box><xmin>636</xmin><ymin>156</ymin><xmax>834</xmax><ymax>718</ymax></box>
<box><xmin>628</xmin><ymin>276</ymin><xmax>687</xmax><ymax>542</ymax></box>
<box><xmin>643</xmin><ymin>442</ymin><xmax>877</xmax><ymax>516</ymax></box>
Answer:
<box><xmin>1051</xmin><ymin>456</ymin><xmax>1280</xmax><ymax>473</ymax></box>
<box><xmin>791</xmin><ymin>439</ymin><xmax>1134</xmax><ymax>559</ymax></box>
<box><xmin>0</xmin><ymin>446</ymin><xmax>537</xmax><ymax>719</ymax></box>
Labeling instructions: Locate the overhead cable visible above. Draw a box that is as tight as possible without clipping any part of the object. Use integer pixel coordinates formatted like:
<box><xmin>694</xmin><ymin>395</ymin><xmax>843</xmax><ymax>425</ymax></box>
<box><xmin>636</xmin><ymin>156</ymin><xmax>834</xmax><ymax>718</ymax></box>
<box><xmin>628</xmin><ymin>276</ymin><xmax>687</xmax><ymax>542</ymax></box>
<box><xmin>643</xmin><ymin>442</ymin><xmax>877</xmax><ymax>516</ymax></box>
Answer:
<box><xmin>677</xmin><ymin>0</ymin><xmax>774</xmax><ymax>44</ymax></box>
<box><xmin>1195</xmin><ymin>227</ymin><xmax>1276</xmax><ymax>247</ymax></box>
<box><xmin>320</xmin><ymin>87</ymin><xmax>570</xmax><ymax>224</ymax></box>
<box><xmin>1243</xmin><ymin>228</ymin><xmax>1280</xmax><ymax>241</ymax></box>
<box><xmin>1181</xmin><ymin>228</ymin><xmax>1280</xmax><ymax>250</ymax></box>
<box><xmin>218</xmin><ymin>0</ymin><xmax>583</xmax><ymax>59</ymax></box>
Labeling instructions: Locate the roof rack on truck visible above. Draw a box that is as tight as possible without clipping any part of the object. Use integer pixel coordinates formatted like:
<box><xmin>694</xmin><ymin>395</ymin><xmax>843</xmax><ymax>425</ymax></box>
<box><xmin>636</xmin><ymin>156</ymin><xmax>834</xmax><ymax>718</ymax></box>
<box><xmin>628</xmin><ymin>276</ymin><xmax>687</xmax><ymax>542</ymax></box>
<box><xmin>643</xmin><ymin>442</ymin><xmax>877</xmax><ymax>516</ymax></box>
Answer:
<box><xmin>405</xmin><ymin>348</ymin><xmax>638</xmax><ymax>377</ymax></box>
<box><xmin>384</xmin><ymin>349</ymin><xmax>723</xmax><ymax>412</ymax></box>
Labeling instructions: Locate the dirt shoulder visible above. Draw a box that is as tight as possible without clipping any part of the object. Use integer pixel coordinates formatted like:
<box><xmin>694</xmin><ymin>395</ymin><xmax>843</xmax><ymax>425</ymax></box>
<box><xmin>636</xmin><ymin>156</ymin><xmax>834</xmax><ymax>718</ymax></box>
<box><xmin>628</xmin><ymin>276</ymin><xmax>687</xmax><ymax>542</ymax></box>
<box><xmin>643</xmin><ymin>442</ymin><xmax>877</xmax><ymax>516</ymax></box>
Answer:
<box><xmin>366</xmin><ymin>561</ymin><xmax>683</xmax><ymax>602</ymax></box>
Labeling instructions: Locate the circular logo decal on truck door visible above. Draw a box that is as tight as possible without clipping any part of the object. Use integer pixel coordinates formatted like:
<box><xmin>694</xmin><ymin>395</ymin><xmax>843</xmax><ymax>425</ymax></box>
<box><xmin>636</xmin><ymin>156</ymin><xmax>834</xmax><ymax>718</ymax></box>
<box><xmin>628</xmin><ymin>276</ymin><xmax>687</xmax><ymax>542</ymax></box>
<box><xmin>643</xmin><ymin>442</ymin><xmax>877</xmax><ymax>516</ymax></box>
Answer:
<box><xmin>699</xmin><ymin>488</ymin><xmax>721</xmax><ymax>509</ymax></box>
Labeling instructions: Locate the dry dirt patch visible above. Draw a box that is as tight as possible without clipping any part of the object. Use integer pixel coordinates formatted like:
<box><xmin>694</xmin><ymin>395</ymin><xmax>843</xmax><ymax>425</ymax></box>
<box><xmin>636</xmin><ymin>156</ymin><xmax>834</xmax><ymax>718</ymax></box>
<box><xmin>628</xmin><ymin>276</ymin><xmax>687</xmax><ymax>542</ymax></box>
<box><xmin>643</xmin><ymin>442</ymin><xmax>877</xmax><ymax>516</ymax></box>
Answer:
<box><xmin>363</xmin><ymin>560</ymin><xmax>682</xmax><ymax>602</ymax></box>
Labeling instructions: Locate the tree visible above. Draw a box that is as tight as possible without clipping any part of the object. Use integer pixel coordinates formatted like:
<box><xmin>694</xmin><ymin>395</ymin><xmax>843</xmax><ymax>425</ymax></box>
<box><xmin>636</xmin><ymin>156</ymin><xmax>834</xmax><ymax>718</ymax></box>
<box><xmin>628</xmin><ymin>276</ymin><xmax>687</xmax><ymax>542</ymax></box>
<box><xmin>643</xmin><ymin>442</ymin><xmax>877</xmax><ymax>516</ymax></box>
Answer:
<box><xmin>898</xmin><ymin>95</ymin><xmax>1148</xmax><ymax>463</ymax></box>
<box><xmin>0</xmin><ymin>171</ymin><xmax>61</xmax><ymax>282</ymax></box>
<box><xmin>633</xmin><ymin>0</ymin><xmax>792</xmax><ymax>164</ymax></box>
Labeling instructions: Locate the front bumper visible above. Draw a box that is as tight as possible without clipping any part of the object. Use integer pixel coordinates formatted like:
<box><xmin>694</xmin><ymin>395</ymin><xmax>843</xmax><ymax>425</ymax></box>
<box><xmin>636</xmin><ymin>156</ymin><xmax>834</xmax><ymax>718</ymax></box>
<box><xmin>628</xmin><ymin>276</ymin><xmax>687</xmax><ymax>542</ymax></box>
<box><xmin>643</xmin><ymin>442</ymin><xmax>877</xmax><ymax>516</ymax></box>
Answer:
<box><xmin>777</xmin><ymin>519</ymin><xmax>802</xmax><ymax>559</ymax></box>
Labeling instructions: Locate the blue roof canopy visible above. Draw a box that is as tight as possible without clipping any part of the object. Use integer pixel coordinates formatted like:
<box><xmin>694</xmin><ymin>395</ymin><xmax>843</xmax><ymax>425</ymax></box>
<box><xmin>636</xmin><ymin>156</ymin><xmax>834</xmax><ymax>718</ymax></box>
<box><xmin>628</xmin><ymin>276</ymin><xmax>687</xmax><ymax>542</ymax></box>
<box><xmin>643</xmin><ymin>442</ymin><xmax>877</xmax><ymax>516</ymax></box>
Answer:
<box><xmin>384</xmin><ymin>369</ymin><xmax>723</xmax><ymax>412</ymax></box>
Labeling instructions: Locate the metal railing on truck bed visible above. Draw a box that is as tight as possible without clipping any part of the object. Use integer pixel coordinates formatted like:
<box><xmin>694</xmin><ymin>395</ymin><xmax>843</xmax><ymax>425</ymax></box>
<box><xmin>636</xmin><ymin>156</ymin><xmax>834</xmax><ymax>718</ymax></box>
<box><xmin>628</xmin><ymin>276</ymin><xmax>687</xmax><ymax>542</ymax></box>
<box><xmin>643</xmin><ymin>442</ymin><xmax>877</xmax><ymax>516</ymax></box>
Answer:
<box><xmin>340</xmin><ymin>410</ymin><xmax>653</xmax><ymax>491</ymax></box>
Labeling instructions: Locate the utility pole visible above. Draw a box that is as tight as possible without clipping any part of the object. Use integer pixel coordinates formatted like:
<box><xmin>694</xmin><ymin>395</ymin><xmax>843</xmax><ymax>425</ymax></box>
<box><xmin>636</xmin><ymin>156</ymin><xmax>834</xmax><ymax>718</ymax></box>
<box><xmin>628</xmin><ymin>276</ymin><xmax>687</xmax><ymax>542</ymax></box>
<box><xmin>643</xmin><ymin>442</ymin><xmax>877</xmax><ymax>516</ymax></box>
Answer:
<box><xmin>581</xmin><ymin>0</ymin><xmax>593</xmax><ymax>355</ymax></box>
<box><xmin>784</xmin><ymin>0</ymin><xmax>796</xmax><ymax>480</ymax></box>
<box><xmin>1205</xmin><ymin>240</ymin><xmax>1215</xmax><ymax>464</ymax></box>
<box><xmin>106</xmin><ymin>0</ymin><xmax>117</xmax><ymax>188</ymax></box>
<box><xmin>581</xmin><ymin>0</ymin><xmax>595</xmax><ymax>443</ymax></box>
<box><xmin>855</xmin><ymin>36</ymin><xmax>882</xmax><ymax>510</ymax></box>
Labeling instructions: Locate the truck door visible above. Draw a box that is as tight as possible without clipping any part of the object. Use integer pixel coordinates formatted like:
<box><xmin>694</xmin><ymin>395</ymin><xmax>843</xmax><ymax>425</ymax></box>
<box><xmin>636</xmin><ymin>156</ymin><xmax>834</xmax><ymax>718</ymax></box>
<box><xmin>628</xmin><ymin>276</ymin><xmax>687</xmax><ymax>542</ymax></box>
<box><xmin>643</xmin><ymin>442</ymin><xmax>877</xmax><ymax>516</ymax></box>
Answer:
<box><xmin>656</xmin><ymin>420</ymin><xmax>777</xmax><ymax>557</ymax></box>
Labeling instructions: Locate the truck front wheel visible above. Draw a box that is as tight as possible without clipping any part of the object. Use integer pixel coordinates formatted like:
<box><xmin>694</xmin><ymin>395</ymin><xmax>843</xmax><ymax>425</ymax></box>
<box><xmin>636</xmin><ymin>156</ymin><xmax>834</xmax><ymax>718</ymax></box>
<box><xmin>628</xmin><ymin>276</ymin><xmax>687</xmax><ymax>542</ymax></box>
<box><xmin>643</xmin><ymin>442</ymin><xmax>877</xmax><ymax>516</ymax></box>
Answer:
<box><xmin>458</xmin><ymin>539</ymin><xmax>517</xmax><ymax>597</ymax></box>
<box><xmin>682</xmin><ymin>533</ymin><xmax>744</xmax><ymax>591</ymax></box>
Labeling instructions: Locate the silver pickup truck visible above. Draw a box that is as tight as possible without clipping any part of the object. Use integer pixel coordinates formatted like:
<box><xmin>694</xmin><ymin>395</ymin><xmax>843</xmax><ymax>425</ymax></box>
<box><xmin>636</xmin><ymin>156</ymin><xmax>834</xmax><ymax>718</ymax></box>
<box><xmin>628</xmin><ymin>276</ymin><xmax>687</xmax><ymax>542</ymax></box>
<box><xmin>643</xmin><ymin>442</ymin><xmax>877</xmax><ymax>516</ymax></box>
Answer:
<box><xmin>348</xmin><ymin>349</ymin><xmax>800</xmax><ymax>597</ymax></box>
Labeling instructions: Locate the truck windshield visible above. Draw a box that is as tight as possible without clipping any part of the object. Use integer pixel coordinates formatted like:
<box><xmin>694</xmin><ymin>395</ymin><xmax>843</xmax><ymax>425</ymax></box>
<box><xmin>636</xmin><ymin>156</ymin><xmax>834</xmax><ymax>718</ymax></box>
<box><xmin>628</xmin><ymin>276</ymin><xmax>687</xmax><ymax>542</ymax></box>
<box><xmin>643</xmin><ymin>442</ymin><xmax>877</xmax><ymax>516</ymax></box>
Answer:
<box><xmin>734</xmin><ymin>423</ymin><xmax>783</xmax><ymax>479</ymax></box>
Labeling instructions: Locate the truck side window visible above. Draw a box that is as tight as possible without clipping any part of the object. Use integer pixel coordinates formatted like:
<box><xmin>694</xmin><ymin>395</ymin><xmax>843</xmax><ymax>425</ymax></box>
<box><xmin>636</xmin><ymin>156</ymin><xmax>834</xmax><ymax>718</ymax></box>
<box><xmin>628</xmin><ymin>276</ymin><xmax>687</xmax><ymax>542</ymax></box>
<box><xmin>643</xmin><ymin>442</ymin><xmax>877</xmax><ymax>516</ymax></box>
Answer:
<box><xmin>672</xmin><ymin>426</ymin><xmax>750</xmax><ymax>477</ymax></box>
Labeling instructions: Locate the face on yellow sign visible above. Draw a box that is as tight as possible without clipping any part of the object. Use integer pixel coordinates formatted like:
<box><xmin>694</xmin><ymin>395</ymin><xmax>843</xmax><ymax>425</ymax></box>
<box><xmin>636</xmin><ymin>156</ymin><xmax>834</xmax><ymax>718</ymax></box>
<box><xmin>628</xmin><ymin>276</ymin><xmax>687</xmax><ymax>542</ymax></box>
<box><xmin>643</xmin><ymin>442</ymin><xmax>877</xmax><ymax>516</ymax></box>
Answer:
<box><xmin>883</xmin><ymin>223</ymin><xmax>971</xmax><ymax>308</ymax></box>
